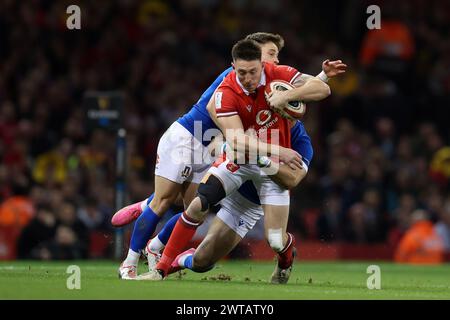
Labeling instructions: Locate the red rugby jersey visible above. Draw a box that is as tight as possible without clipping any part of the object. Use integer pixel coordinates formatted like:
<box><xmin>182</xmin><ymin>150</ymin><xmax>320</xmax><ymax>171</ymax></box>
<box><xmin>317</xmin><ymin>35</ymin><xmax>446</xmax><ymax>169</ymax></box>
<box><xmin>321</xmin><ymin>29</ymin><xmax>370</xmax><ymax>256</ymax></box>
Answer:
<box><xmin>214</xmin><ymin>62</ymin><xmax>301</xmax><ymax>148</ymax></box>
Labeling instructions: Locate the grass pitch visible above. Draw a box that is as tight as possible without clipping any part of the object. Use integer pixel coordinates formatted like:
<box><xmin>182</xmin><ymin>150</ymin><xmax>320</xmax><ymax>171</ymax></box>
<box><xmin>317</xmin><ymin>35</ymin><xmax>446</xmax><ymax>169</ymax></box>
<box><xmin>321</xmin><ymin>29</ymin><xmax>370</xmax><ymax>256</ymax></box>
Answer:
<box><xmin>0</xmin><ymin>260</ymin><xmax>449</xmax><ymax>300</ymax></box>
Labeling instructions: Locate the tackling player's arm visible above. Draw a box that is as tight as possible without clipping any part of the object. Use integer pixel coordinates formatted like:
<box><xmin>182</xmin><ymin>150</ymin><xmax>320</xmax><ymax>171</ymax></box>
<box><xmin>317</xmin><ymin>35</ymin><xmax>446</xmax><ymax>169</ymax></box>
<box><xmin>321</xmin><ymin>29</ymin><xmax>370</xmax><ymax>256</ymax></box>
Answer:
<box><xmin>209</xmin><ymin>116</ymin><xmax>306</xmax><ymax>189</ymax></box>
<box><xmin>211</xmin><ymin>90</ymin><xmax>302</xmax><ymax>169</ymax></box>
<box><xmin>279</xmin><ymin>58</ymin><xmax>347</xmax><ymax>100</ymax></box>
<box><xmin>284</xmin><ymin>76</ymin><xmax>330</xmax><ymax>102</ymax></box>
<box><xmin>266</xmin><ymin>65</ymin><xmax>331</xmax><ymax>110</ymax></box>
<box><xmin>270</xmin><ymin>162</ymin><xmax>306</xmax><ymax>189</ymax></box>
<box><xmin>217</xmin><ymin>115</ymin><xmax>303</xmax><ymax>170</ymax></box>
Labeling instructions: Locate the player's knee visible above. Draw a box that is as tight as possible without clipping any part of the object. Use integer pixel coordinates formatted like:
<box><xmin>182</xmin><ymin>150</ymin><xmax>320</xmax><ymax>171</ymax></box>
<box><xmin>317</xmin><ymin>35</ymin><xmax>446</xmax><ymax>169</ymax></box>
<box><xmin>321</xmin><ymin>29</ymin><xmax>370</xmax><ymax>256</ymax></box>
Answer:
<box><xmin>266</xmin><ymin>229</ymin><xmax>284</xmax><ymax>253</ymax></box>
<box><xmin>149</xmin><ymin>194</ymin><xmax>176</xmax><ymax>215</ymax></box>
<box><xmin>191</xmin><ymin>264</ymin><xmax>215</xmax><ymax>273</ymax></box>
<box><xmin>197</xmin><ymin>175</ymin><xmax>226</xmax><ymax>212</ymax></box>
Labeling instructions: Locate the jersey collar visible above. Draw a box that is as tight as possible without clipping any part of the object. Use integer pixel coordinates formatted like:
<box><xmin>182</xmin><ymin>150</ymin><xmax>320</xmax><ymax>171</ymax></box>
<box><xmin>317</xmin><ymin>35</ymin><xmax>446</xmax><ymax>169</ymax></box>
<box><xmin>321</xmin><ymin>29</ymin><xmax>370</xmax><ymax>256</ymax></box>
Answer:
<box><xmin>235</xmin><ymin>66</ymin><xmax>266</xmax><ymax>95</ymax></box>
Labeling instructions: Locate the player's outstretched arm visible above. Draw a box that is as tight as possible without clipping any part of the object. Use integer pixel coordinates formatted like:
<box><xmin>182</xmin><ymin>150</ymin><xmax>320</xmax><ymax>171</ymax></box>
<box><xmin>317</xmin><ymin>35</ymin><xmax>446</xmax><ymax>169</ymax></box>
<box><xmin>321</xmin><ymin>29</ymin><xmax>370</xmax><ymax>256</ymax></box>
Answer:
<box><xmin>290</xmin><ymin>77</ymin><xmax>331</xmax><ymax>101</ymax></box>
<box><xmin>321</xmin><ymin>59</ymin><xmax>347</xmax><ymax>79</ymax></box>
<box><xmin>300</xmin><ymin>59</ymin><xmax>348</xmax><ymax>84</ymax></box>
<box><xmin>267</xmin><ymin>77</ymin><xmax>330</xmax><ymax>110</ymax></box>
<box><xmin>268</xmin><ymin>59</ymin><xmax>347</xmax><ymax>108</ymax></box>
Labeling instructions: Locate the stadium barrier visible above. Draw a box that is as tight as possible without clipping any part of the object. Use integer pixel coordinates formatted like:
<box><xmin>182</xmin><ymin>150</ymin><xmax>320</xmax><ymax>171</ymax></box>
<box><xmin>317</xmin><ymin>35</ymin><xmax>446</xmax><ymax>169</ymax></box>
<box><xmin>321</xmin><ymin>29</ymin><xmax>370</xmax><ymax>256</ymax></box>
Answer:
<box><xmin>233</xmin><ymin>239</ymin><xmax>450</xmax><ymax>262</ymax></box>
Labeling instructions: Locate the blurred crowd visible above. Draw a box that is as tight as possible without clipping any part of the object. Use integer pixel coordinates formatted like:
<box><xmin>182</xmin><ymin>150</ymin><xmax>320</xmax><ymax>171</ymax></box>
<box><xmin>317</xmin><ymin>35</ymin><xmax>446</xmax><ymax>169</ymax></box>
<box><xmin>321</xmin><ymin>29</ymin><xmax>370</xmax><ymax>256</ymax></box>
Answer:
<box><xmin>0</xmin><ymin>0</ymin><xmax>449</xmax><ymax>260</ymax></box>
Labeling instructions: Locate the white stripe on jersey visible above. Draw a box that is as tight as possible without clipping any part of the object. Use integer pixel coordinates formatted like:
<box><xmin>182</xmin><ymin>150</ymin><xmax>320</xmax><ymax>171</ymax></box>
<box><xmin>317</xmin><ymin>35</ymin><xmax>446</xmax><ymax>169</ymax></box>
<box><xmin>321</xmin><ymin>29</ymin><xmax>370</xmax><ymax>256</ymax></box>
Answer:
<box><xmin>216</xmin><ymin>111</ymin><xmax>238</xmax><ymax>117</ymax></box>
<box><xmin>289</xmin><ymin>71</ymin><xmax>302</xmax><ymax>85</ymax></box>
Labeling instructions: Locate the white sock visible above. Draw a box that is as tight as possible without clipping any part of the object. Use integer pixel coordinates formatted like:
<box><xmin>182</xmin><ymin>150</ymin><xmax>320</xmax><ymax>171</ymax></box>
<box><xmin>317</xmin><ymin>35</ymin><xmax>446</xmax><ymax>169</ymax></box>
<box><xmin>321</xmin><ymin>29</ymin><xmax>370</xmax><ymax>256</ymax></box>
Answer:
<box><xmin>123</xmin><ymin>249</ymin><xmax>140</xmax><ymax>266</ymax></box>
<box><xmin>148</xmin><ymin>236</ymin><xmax>165</xmax><ymax>254</ymax></box>
<box><xmin>140</xmin><ymin>199</ymin><xmax>148</xmax><ymax>211</ymax></box>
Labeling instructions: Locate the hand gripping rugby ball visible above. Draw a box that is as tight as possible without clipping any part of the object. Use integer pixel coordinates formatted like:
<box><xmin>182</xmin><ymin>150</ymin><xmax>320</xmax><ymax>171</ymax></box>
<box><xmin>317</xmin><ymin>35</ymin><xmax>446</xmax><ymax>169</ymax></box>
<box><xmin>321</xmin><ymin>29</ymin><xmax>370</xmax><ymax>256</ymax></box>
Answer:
<box><xmin>264</xmin><ymin>80</ymin><xmax>306</xmax><ymax>120</ymax></box>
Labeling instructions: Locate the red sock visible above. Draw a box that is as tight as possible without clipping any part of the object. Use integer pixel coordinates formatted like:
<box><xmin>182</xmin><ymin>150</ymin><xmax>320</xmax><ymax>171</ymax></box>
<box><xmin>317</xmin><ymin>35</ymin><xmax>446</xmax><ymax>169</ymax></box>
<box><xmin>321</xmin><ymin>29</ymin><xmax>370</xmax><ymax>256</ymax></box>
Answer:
<box><xmin>277</xmin><ymin>233</ymin><xmax>296</xmax><ymax>269</ymax></box>
<box><xmin>156</xmin><ymin>212</ymin><xmax>199</xmax><ymax>276</ymax></box>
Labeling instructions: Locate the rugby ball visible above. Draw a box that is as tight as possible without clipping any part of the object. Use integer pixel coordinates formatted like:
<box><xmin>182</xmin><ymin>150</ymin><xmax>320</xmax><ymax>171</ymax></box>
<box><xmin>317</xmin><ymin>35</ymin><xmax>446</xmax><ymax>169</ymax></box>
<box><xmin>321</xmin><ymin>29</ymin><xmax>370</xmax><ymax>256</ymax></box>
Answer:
<box><xmin>265</xmin><ymin>80</ymin><xmax>306</xmax><ymax>120</ymax></box>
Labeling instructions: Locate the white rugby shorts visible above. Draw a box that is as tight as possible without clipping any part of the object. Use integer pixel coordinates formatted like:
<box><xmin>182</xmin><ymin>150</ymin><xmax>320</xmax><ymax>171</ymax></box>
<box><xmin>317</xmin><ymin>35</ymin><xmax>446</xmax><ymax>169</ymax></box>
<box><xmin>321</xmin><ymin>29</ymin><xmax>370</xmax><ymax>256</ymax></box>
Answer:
<box><xmin>155</xmin><ymin>122</ymin><xmax>213</xmax><ymax>184</ymax></box>
<box><xmin>217</xmin><ymin>191</ymin><xmax>263</xmax><ymax>238</ymax></box>
<box><xmin>208</xmin><ymin>158</ymin><xmax>290</xmax><ymax>206</ymax></box>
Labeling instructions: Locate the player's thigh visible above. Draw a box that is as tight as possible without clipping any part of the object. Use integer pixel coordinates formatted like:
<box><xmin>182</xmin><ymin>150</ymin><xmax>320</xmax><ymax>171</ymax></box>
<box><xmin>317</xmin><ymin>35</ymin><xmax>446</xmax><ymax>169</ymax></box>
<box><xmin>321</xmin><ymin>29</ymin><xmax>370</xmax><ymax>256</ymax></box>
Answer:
<box><xmin>194</xmin><ymin>218</ymin><xmax>242</xmax><ymax>267</ymax></box>
<box><xmin>207</xmin><ymin>159</ymin><xmax>253</xmax><ymax>196</ymax></box>
<box><xmin>154</xmin><ymin>122</ymin><xmax>196</xmax><ymax>186</ymax></box>
<box><xmin>217</xmin><ymin>191</ymin><xmax>264</xmax><ymax>239</ymax></box>
<box><xmin>181</xmin><ymin>181</ymin><xmax>199</xmax><ymax>210</ymax></box>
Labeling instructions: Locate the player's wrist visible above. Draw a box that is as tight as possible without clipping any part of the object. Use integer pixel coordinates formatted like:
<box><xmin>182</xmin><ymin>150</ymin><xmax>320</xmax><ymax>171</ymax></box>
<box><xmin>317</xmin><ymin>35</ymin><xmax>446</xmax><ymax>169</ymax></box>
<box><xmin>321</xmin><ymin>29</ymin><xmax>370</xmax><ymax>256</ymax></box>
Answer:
<box><xmin>318</xmin><ymin>70</ymin><xmax>329</xmax><ymax>83</ymax></box>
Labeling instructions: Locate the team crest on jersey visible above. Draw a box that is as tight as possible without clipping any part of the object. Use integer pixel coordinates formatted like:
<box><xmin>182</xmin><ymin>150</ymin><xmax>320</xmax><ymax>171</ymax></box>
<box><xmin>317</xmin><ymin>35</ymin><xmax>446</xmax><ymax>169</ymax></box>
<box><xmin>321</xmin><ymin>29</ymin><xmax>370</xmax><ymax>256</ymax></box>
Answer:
<box><xmin>256</xmin><ymin>110</ymin><xmax>272</xmax><ymax>126</ymax></box>
<box><xmin>238</xmin><ymin>218</ymin><xmax>245</xmax><ymax>227</ymax></box>
<box><xmin>226</xmin><ymin>162</ymin><xmax>240</xmax><ymax>173</ymax></box>
<box><xmin>246</xmin><ymin>105</ymin><xmax>252</xmax><ymax>112</ymax></box>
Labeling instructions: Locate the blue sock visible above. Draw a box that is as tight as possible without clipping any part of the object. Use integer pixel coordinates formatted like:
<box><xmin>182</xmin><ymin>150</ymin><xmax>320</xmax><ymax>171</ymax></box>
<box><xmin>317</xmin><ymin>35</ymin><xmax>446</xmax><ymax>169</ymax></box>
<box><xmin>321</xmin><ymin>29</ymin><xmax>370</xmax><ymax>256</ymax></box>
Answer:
<box><xmin>157</xmin><ymin>212</ymin><xmax>182</xmax><ymax>245</ymax></box>
<box><xmin>130</xmin><ymin>202</ymin><xmax>160</xmax><ymax>252</ymax></box>
<box><xmin>184</xmin><ymin>255</ymin><xmax>193</xmax><ymax>270</ymax></box>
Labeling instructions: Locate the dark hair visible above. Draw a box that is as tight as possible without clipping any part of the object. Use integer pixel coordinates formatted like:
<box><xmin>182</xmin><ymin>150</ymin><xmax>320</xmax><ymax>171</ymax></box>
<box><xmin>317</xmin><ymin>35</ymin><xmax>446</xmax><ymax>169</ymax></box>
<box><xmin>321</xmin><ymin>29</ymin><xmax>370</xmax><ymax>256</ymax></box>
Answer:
<box><xmin>245</xmin><ymin>32</ymin><xmax>285</xmax><ymax>51</ymax></box>
<box><xmin>231</xmin><ymin>39</ymin><xmax>262</xmax><ymax>62</ymax></box>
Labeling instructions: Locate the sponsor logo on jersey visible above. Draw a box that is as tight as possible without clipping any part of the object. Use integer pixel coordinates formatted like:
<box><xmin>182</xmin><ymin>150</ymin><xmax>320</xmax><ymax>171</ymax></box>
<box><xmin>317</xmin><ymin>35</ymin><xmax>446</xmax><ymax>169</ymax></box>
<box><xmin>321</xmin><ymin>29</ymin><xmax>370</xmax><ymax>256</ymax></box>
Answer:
<box><xmin>215</xmin><ymin>92</ymin><xmax>223</xmax><ymax>109</ymax></box>
<box><xmin>256</xmin><ymin>110</ymin><xmax>272</xmax><ymax>126</ymax></box>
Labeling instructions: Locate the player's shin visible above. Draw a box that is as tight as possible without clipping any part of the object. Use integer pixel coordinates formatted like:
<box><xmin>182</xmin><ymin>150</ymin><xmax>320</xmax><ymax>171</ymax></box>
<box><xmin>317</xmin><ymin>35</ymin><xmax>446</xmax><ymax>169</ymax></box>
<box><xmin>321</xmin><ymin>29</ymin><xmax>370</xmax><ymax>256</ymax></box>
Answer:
<box><xmin>128</xmin><ymin>205</ymin><xmax>162</xmax><ymax>260</ymax></box>
<box><xmin>148</xmin><ymin>212</ymin><xmax>183</xmax><ymax>254</ymax></box>
<box><xmin>156</xmin><ymin>211</ymin><xmax>202</xmax><ymax>276</ymax></box>
<box><xmin>277</xmin><ymin>232</ymin><xmax>296</xmax><ymax>269</ymax></box>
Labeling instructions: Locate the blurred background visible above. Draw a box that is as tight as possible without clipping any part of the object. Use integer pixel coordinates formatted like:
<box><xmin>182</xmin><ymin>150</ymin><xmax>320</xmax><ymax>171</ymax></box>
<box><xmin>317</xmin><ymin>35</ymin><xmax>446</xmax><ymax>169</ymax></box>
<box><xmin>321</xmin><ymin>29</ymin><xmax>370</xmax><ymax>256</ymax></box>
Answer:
<box><xmin>0</xmin><ymin>0</ymin><xmax>449</xmax><ymax>262</ymax></box>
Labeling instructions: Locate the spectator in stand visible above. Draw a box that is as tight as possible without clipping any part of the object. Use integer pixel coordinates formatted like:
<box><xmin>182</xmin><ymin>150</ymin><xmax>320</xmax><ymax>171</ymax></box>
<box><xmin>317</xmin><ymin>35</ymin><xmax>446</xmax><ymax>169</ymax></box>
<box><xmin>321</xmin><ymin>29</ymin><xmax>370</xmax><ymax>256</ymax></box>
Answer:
<box><xmin>359</xmin><ymin>4</ymin><xmax>415</xmax><ymax>92</ymax></box>
<box><xmin>78</xmin><ymin>196</ymin><xmax>111</xmax><ymax>232</ymax></box>
<box><xmin>394</xmin><ymin>209</ymin><xmax>444</xmax><ymax>264</ymax></box>
<box><xmin>0</xmin><ymin>182</ymin><xmax>34</xmax><ymax>232</ymax></box>
<box><xmin>16</xmin><ymin>203</ymin><xmax>56</xmax><ymax>259</ymax></box>
<box><xmin>434</xmin><ymin>200</ymin><xmax>450</xmax><ymax>252</ymax></box>
<box><xmin>388</xmin><ymin>193</ymin><xmax>418</xmax><ymax>245</ymax></box>
<box><xmin>317</xmin><ymin>192</ymin><xmax>345</xmax><ymax>242</ymax></box>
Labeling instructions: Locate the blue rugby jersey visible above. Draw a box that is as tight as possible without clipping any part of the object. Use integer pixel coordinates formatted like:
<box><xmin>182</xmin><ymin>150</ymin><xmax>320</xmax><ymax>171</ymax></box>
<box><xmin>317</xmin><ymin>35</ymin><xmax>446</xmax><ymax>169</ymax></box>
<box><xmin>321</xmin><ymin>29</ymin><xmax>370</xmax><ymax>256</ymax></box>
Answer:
<box><xmin>177</xmin><ymin>67</ymin><xmax>233</xmax><ymax>146</ymax></box>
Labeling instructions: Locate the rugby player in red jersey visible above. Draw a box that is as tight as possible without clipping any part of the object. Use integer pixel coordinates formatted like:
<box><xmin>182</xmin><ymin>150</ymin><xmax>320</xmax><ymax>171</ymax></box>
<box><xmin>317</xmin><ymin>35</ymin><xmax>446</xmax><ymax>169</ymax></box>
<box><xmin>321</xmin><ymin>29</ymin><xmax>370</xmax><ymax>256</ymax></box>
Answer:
<box><xmin>145</xmin><ymin>39</ymin><xmax>331</xmax><ymax>279</ymax></box>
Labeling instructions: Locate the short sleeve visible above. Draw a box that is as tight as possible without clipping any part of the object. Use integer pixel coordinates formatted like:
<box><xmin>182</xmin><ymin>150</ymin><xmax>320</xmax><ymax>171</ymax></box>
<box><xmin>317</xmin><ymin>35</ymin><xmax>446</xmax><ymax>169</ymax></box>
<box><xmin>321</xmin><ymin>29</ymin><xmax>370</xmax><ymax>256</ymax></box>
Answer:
<box><xmin>274</xmin><ymin>65</ymin><xmax>302</xmax><ymax>85</ymax></box>
<box><xmin>215</xmin><ymin>88</ymin><xmax>239</xmax><ymax>118</ymax></box>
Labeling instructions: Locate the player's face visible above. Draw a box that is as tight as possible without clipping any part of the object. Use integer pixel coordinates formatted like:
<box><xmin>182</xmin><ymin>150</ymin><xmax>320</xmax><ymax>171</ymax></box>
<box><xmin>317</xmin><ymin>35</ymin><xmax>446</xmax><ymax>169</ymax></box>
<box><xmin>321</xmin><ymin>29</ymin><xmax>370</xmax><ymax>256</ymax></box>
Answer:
<box><xmin>260</xmin><ymin>42</ymin><xmax>280</xmax><ymax>65</ymax></box>
<box><xmin>233</xmin><ymin>59</ymin><xmax>262</xmax><ymax>93</ymax></box>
